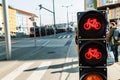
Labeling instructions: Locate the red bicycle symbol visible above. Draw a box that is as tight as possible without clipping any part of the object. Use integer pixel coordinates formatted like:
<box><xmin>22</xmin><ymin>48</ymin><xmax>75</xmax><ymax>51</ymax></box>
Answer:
<box><xmin>85</xmin><ymin>48</ymin><xmax>102</xmax><ymax>60</ymax></box>
<box><xmin>84</xmin><ymin>18</ymin><xmax>101</xmax><ymax>30</ymax></box>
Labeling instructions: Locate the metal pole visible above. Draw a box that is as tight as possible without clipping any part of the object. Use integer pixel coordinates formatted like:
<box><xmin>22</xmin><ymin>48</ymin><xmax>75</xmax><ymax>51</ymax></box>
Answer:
<box><xmin>33</xmin><ymin>22</ymin><xmax>37</xmax><ymax>47</ymax></box>
<box><xmin>2</xmin><ymin>0</ymin><xmax>11</xmax><ymax>60</ymax></box>
<box><xmin>84</xmin><ymin>0</ymin><xmax>87</xmax><ymax>10</ymax></box>
<box><xmin>39</xmin><ymin>9</ymin><xmax>41</xmax><ymax>37</ymax></box>
<box><xmin>53</xmin><ymin>0</ymin><xmax>56</xmax><ymax>37</ymax></box>
<box><xmin>67</xmin><ymin>6</ymin><xmax>69</xmax><ymax>32</ymax></box>
<box><xmin>34</xmin><ymin>26</ymin><xmax>37</xmax><ymax>47</ymax></box>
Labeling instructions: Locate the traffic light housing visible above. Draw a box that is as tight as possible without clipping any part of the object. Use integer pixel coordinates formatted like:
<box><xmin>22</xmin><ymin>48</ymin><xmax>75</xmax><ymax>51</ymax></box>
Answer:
<box><xmin>78</xmin><ymin>10</ymin><xmax>107</xmax><ymax>38</ymax></box>
<box><xmin>77</xmin><ymin>10</ymin><xmax>108</xmax><ymax>80</ymax></box>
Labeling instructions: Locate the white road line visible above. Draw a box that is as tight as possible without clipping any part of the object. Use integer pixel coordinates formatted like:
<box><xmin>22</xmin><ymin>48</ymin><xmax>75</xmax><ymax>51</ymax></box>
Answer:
<box><xmin>1</xmin><ymin>62</ymin><xmax>33</xmax><ymax>80</ymax></box>
<box><xmin>0</xmin><ymin>61</ymin><xmax>18</xmax><ymax>73</ymax></box>
<box><xmin>26</xmin><ymin>61</ymin><xmax>52</xmax><ymax>80</ymax></box>
<box><xmin>60</xmin><ymin>38</ymin><xmax>74</xmax><ymax>80</ymax></box>
<box><xmin>42</xmin><ymin>40</ymin><xmax>49</xmax><ymax>46</ymax></box>
<box><xmin>58</xmin><ymin>36</ymin><xmax>62</xmax><ymax>38</ymax></box>
<box><xmin>63</xmin><ymin>35</ymin><xmax>66</xmax><ymax>38</ymax></box>
<box><xmin>67</xmin><ymin>35</ymin><xmax>71</xmax><ymax>38</ymax></box>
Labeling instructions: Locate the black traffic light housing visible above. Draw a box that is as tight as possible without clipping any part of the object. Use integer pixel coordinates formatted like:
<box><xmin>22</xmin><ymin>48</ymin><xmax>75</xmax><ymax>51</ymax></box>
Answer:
<box><xmin>77</xmin><ymin>10</ymin><xmax>107</xmax><ymax>39</ymax></box>
<box><xmin>77</xmin><ymin>10</ymin><xmax>108</xmax><ymax>80</ymax></box>
<box><xmin>79</xmin><ymin>40</ymin><xmax>107</xmax><ymax>66</ymax></box>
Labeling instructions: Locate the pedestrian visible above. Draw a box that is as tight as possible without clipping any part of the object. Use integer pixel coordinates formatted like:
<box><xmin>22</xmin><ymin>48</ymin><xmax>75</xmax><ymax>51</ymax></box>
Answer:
<box><xmin>75</xmin><ymin>28</ymin><xmax>79</xmax><ymax>53</ymax></box>
<box><xmin>107</xmin><ymin>22</ymin><xmax>119</xmax><ymax>62</ymax></box>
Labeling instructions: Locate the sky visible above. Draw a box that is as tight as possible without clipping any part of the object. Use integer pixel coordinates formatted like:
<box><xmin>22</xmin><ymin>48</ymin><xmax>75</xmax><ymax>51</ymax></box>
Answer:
<box><xmin>0</xmin><ymin>0</ymin><xmax>84</xmax><ymax>25</ymax></box>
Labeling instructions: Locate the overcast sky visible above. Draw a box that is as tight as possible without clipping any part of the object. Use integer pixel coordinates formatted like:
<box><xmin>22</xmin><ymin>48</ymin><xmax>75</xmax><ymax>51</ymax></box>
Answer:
<box><xmin>0</xmin><ymin>0</ymin><xmax>84</xmax><ymax>25</ymax></box>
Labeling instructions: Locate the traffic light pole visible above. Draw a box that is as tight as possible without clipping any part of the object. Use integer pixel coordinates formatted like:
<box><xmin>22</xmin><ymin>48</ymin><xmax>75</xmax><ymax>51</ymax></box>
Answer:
<box><xmin>39</xmin><ymin>4</ymin><xmax>56</xmax><ymax>37</ymax></box>
<box><xmin>39</xmin><ymin>8</ymin><xmax>41</xmax><ymax>37</ymax></box>
<box><xmin>2</xmin><ymin>0</ymin><xmax>11</xmax><ymax>60</ymax></box>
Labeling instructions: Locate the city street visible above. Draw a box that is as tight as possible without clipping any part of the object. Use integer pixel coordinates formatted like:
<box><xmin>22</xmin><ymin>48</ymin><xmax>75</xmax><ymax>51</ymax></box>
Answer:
<box><xmin>0</xmin><ymin>32</ymin><xmax>120</xmax><ymax>80</ymax></box>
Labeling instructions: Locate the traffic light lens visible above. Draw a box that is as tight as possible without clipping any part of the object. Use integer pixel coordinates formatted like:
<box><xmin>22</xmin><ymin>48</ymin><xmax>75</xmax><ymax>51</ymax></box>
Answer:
<box><xmin>78</xmin><ymin>10</ymin><xmax>107</xmax><ymax>38</ymax></box>
<box><xmin>85</xmin><ymin>48</ymin><xmax>102</xmax><ymax>60</ymax></box>
<box><xmin>79</xmin><ymin>41</ymin><xmax>107</xmax><ymax>66</ymax></box>
<box><xmin>84</xmin><ymin>18</ymin><xmax>101</xmax><ymax>31</ymax></box>
<box><xmin>84</xmin><ymin>73</ymin><xmax>103</xmax><ymax>80</ymax></box>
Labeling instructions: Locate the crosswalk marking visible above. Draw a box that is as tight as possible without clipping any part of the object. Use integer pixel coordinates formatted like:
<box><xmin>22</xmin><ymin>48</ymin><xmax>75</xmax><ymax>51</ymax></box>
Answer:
<box><xmin>1</xmin><ymin>62</ymin><xmax>33</xmax><ymax>80</ymax></box>
<box><xmin>26</xmin><ymin>61</ymin><xmax>51</xmax><ymax>80</ymax></box>
<box><xmin>58</xmin><ymin>36</ymin><xmax>62</xmax><ymax>38</ymax></box>
<box><xmin>67</xmin><ymin>35</ymin><xmax>71</xmax><ymax>38</ymax></box>
<box><xmin>63</xmin><ymin>35</ymin><xmax>66</xmax><ymax>38</ymax></box>
<box><xmin>0</xmin><ymin>61</ymin><xmax>18</xmax><ymax>73</ymax></box>
<box><xmin>58</xmin><ymin>35</ymin><xmax>72</xmax><ymax>39</ymax></box>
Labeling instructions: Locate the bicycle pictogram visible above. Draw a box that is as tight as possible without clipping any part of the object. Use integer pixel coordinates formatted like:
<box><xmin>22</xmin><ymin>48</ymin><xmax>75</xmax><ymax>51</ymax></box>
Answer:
<box><xmin>85</xmin><ymin>48</ymin><xmax>102</xmax><ymax>60</ymax></box>
<box><xmin>84</xmin><ymin>18</ymin><xmax>101</xmax><ymax>30</ymax></box>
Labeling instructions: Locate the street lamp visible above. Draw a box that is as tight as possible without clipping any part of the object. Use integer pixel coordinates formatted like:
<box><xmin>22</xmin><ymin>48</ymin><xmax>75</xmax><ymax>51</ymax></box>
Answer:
<box><xmin>53</xmin><ymin>0</ymin><xmax>56</xmax><ymax>37</ymax></box>
<box><xmin>38</xmin><ymin>5</ymin><xmax>42</xmax><ymax>37</ymax></box>
<box><xmin>62</xmin><ymin>5</ymin><xmax>72</xmax><ymax>32</ymax></box>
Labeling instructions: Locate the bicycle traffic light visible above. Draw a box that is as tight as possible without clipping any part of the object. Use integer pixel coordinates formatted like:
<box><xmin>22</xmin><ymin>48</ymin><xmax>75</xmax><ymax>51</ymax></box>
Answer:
<box><xmin>77</xmin><ymin>10</ymin><xmax>108</xmax><ymax>80</ymax></box>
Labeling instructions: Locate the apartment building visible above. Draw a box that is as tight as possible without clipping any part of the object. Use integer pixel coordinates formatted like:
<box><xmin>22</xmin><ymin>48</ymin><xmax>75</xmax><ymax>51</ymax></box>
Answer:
<box><xmin>0</xmin><ymin>4</ymin><xmax>38</xmax><ymax>36</ymax></box>
<box><xmin>97</xmin><ymin>0</ymin><xmax>120</xmax><ymax>25</ymax></box>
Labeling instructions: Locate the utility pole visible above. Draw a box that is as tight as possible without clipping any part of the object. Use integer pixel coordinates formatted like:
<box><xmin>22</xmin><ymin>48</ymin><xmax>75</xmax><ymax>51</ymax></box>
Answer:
<box><xmin>2</xmin><ymin>0</ymin><xmax>11</xmax><ymax>60</ymax></box>
<box><xmin>53</xmin><ymin>0</ymin><xmax>56</xmax><ymax>37</ymax></box>
<box><xmin>62</xmin><ymin>5</ymin><xmax>72</xmax><ymax>32</ymax></box>
<box><xmin>39</xmin><ymin>4</ymin><xmax>56</xmax><ymax>36</ymax></box>
<box><xmin>39</xmin><ymin>7</ymin><xmax>42</xmax><ymax>37</ymax></box>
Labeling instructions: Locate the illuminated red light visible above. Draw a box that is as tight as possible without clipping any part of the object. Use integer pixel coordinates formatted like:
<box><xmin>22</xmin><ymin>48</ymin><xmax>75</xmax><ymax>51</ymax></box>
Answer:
<box><xmin>84</xmin><ymin>18</ymin><xmax>101</xmax><ymax>30</ymax></box>
<box><xmin>85</xmin><ymin>48</ymin><xmax>102</xmax><ymax>60</ymax></box>
<box><xmin>83</xmin><ymin>73</ymin><xmax>103</xmax><ymax>80</ymax></box>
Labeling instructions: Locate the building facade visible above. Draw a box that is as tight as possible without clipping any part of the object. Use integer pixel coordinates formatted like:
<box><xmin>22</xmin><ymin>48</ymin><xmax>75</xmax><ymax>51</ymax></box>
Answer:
<box><xmin>0</xmin><ymin>4</ymin><xmax>38</xmax><ymax>37</ymax></box>
<box><xmin>97</xmin><ymin>0</ymin><xmax>120</xmax><ymax>26</ymax></box>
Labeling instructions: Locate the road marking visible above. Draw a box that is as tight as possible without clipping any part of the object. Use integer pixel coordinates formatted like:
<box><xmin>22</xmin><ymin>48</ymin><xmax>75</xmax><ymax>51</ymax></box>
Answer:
<box><xmin>63</xmin><ymin>35</ymin><xmax>66</xmax><ymax>38</ymax></box>
<box><xmin>58</xmin><ymin>36</ymin><xmax>62</xmax><ymax>38</ymax></box>
<box><xmin>42</xmin><ymin>40</ymin><xmax>49</xmax><ymax>46</ymax></box>
<box><xmin>1</xmin><ymin>62</ymin><xmax>33</xmax><ymax>80</ymax></box>
<box><xmin>67</xmin><ymin>35</ymin><xmax>71</xmax><ymax>38</ymax></box>
<box><xmin>60</xmin><ymin>39</ymin><xmax>74</xmax><ymax>80</ymax></box>
<box><xmin>26</xmin><ymin>61</ymin><xmax>51</xmax><ymax>80</ymax></box>
<box><xmin>0</xmin><ymin>61</ymin><xmax>18</xmax><ymax>73</ymax></box>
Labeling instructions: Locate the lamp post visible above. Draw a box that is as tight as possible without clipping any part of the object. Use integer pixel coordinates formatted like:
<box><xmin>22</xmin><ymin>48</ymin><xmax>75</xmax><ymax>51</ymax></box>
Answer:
<box><xmin>2</xmin><ymin>0</ymin><xmax>11</xmax><ymax>60</ymax></box>
<box><xmin>39</xmin><ymin>6</ymin><xmax>42</xmax><ymax>37</ymax></box>
<box><xmin>53</xmin><ymin>0</ymin><xmax>56</xmax><ymax>36</ymax></box>
<box><xmin>62</xmin><ymin>5</ymin><xmax>72</xmax><ymax>32</ymax></box>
